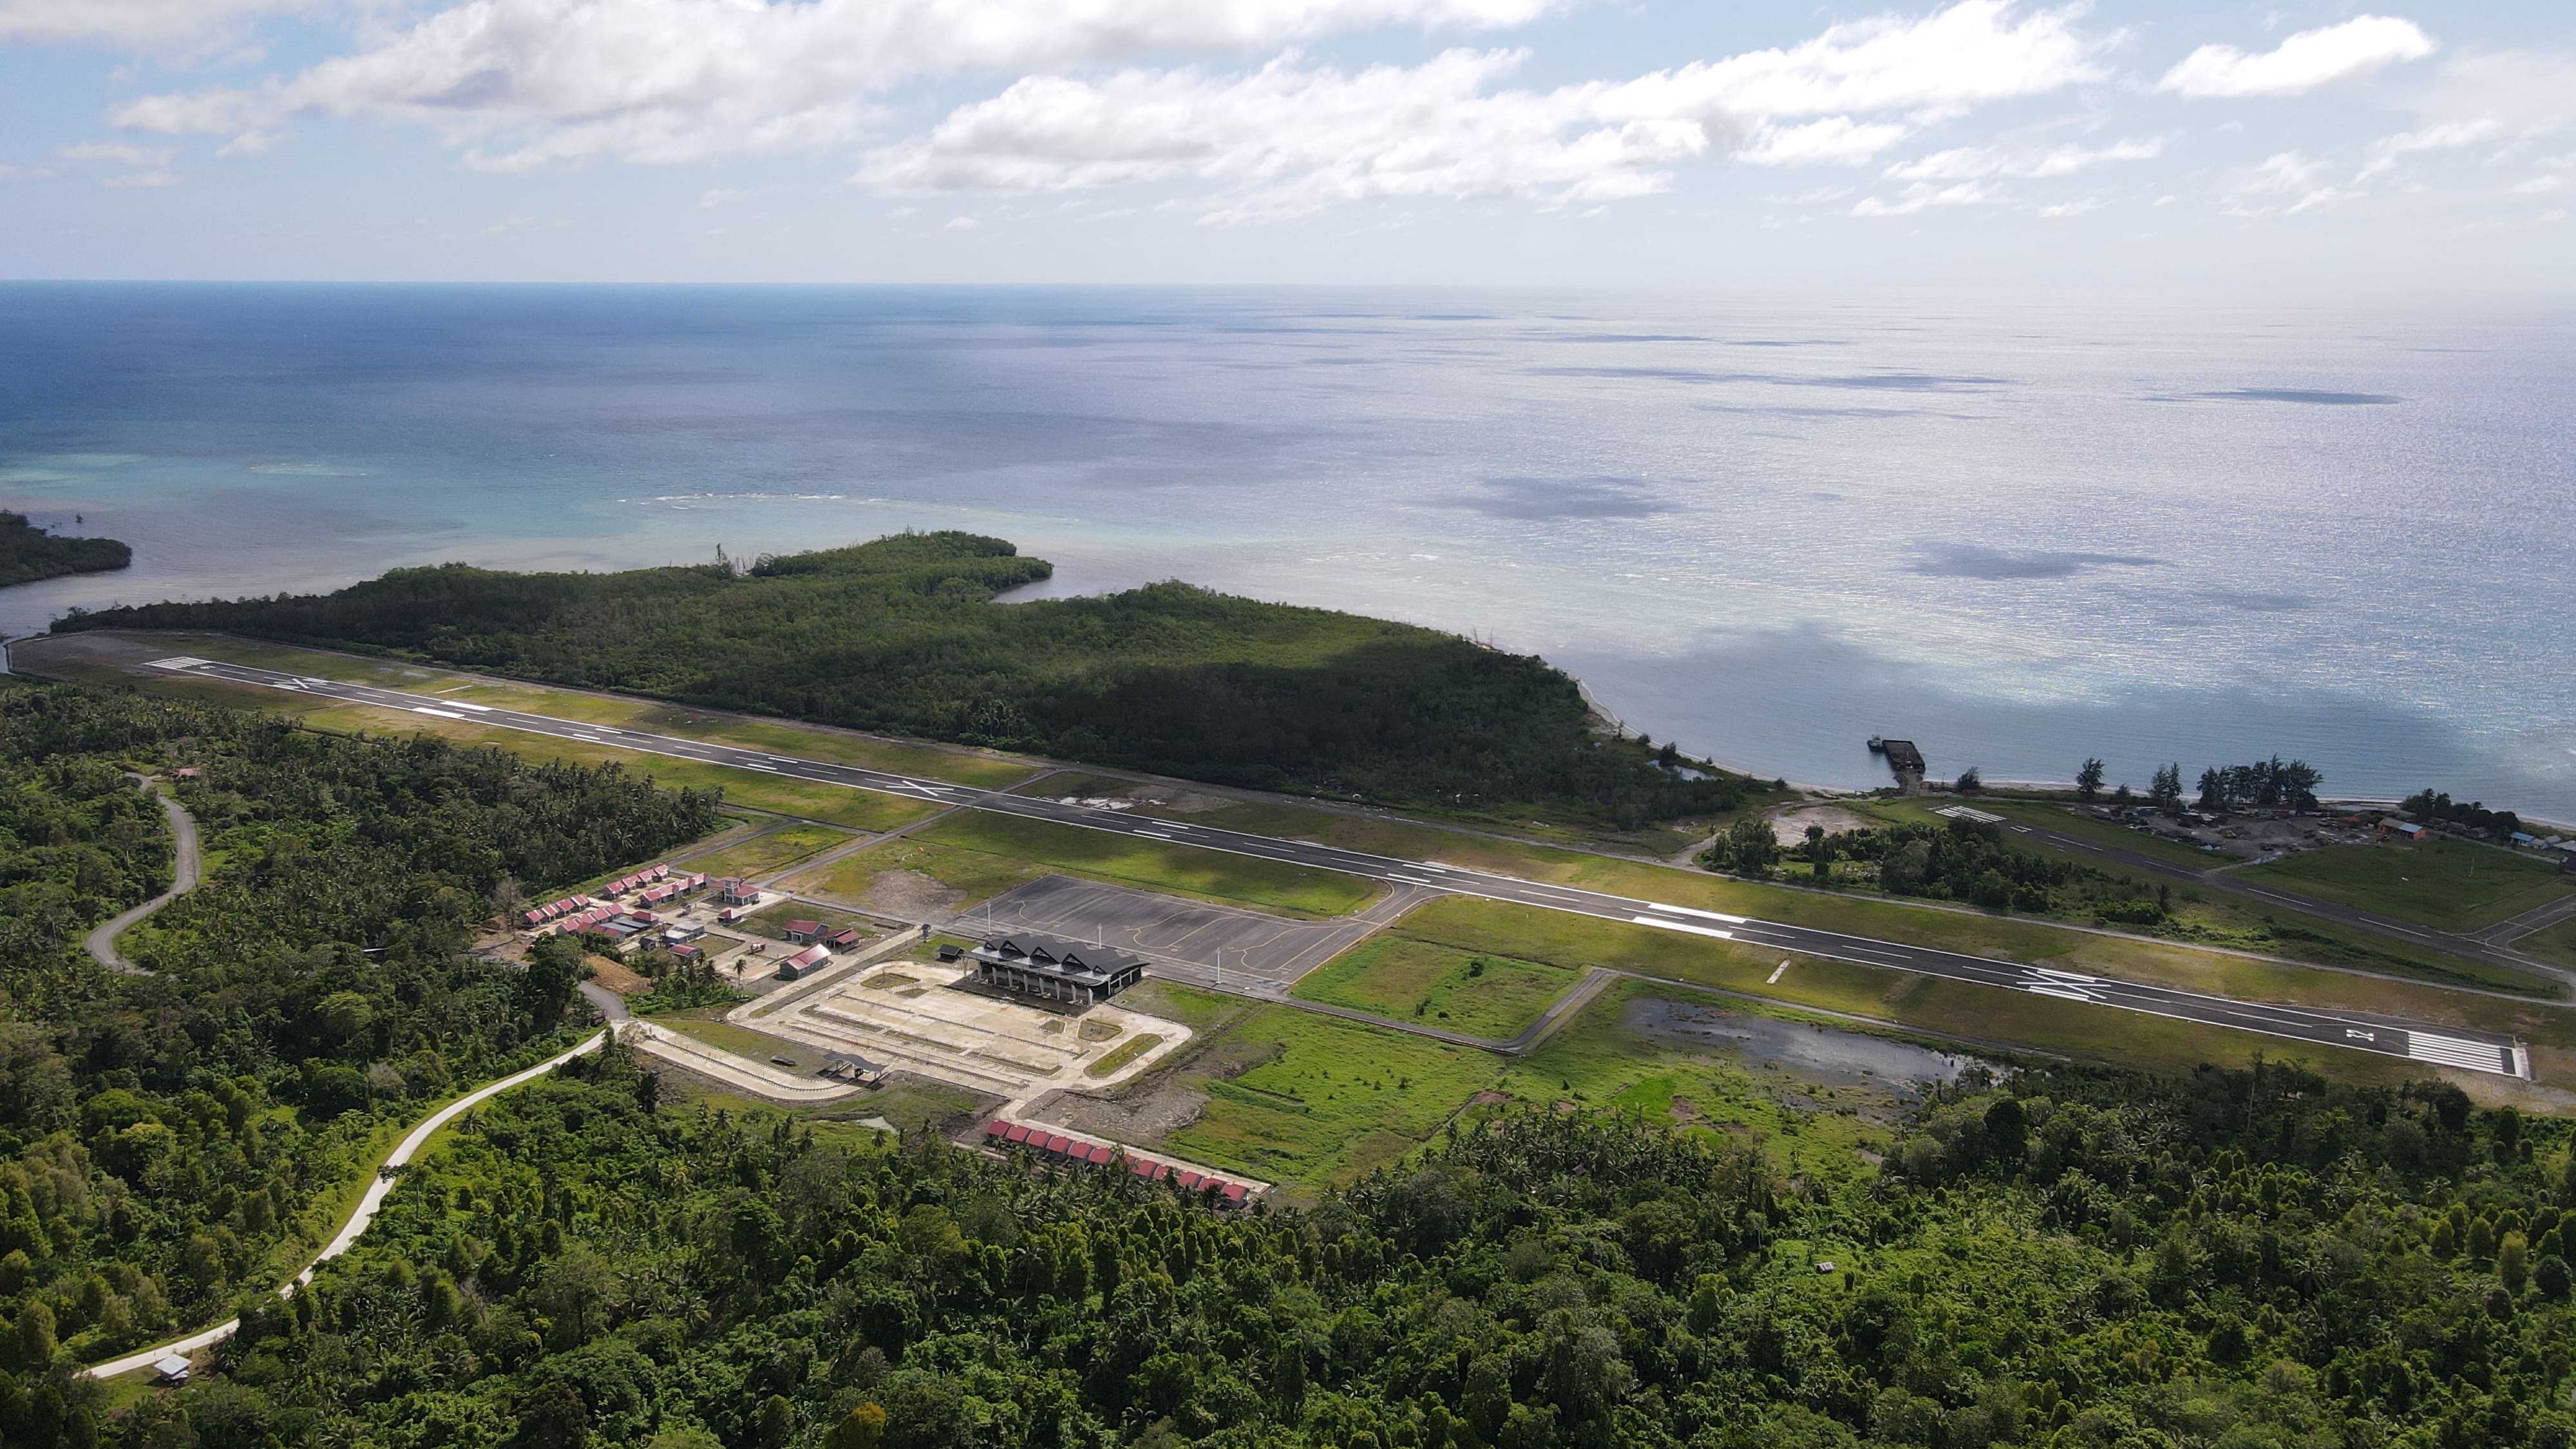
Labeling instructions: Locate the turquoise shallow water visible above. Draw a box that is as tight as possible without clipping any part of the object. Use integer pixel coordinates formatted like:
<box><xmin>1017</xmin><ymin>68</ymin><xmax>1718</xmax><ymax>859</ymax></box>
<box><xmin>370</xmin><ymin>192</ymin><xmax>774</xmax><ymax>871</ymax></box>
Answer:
<box><xmin>3</xmin><ymin>284</ymin><xmax>2570</xmax><ymax>820</ymax></box>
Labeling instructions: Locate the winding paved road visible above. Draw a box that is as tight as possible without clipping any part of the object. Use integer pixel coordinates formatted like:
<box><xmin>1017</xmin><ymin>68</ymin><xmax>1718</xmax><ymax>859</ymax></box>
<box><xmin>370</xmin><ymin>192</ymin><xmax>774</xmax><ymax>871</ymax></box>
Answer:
<box><xmin>138</xmin><ymin>654</ymin><xmax>2532</xmax><ymax>1079</ymax></box>
<box><xmin>82</xmin><ymin>1030</ymin><xmax>607</xmax><ymax>1379</ymax></box>
<box><xmin>83</xmin><ymin>775</ymin><xmax>200</xmax><ymax>976</ymax></box>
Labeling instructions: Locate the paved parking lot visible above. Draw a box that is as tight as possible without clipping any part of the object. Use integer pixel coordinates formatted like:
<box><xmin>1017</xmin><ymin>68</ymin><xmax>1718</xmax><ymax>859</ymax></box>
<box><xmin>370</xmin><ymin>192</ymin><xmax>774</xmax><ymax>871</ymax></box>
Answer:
<box><xmin>953</xmin><ymin>874</ymin><xmax>1426</xmax><ymax>996</ymax></box>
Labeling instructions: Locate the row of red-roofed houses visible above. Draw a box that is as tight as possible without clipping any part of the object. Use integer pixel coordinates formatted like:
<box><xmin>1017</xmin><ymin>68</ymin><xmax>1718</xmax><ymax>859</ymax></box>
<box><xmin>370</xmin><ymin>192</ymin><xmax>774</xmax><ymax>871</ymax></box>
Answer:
<box><xmin>519</xmin><ymin>866</ymin><xmax>712</xmax><ymax>933</ymax></box>
<box><xmin>983</xmin><ymin>1119</ymin><xmax>1256</xmax><ymax>1207</ymax></box>
<box><xmin>521</xmin><ymin>894</ymin><xmax>598</xmax><ymax>929</ymax></box>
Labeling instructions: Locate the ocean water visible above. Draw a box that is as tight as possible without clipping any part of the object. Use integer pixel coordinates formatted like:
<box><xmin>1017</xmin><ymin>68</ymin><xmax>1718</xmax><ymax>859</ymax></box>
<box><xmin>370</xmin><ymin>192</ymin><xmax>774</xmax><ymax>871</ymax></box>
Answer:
<box><xmin>3</xmin><ymin>283</ymin><xmax>2570</xmax><ymax>821</ymax></box>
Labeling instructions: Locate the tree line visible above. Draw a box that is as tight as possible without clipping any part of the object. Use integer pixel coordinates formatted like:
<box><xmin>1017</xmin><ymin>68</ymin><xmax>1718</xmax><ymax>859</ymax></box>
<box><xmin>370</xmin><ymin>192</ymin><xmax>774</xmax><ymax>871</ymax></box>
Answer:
<box><xmin>13</xmin><ymin>1046</ymin><xmax>2570</xmax><ymax>1449</ymax></box>
<box><xmin>0</xmin><ymin>513</ymin><xmax>129</xmax><ymax>591</ymax></box>
<box><xmin>0</xmin><ymin>679</ymin><xmax>717</xmax><ymax>1387</ymax></box>
<box><xmin>58</xmin><ymin>531</ymin><xmax>1760</xmax><ymax>831</ymax></box>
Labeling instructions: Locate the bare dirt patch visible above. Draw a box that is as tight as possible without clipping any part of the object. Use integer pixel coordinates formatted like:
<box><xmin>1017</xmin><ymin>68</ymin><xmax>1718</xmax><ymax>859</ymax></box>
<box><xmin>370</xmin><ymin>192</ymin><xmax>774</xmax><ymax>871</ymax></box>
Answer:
<box><xmin>1042</xmin><ymin>1078</ymin><xmax>1213</xmax><ymax>1144</ymax></box>
<box><xmin>1079</xmin><ymin>1019</ymin><xmax>1123</xmax><ymax>1043</ymax></box>
<box><xmin>1769</xmin><ymin>804</ymin><xmax>1875</xmax><ymax>846</ymax></box>
<box><xmin>1667</xmin><ymin>1095</ymin><xmax>1701</xmax><ymax>1121</ymax></box>
<box><xmin>586</xmin><ymin>954</ymin><xmax>651</xmax><ymax>996</ymax></box>
<box><xmin>852</xmin><ymin>867</ymin><xmax>967</xmax><ymax>920</ymax></box>
<box><xmin>1468</xmin><ymin>1089</ymin><xmax>1512</xmax><ymax>1107</ymax></box>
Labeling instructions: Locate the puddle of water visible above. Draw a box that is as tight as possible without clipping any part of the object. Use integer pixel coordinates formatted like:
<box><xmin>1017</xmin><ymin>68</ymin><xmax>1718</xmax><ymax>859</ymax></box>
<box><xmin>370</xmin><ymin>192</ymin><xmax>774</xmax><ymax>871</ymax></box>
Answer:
<box><xmin>1622</xmin><ymin>998</ymin><xmax>1975</xmax><ymax>1093</ymax></box>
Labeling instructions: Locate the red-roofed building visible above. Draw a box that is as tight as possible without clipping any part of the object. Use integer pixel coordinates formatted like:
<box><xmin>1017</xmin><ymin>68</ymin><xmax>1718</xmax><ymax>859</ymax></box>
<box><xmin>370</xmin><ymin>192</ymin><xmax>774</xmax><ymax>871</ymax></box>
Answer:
<box><xmin>1219</xmin><ymin>1184</ymin><xmax>1249</xmax><ymax>1206</ymax></box>
<box><xmin>777</xmin><ymin>945</ymin><xmax>829</xmax><ymax>980</ymax></box>
<box><xmin>822</xmin><ymin>927</ymin><xmax>865</xmax><ymax>950</ymax></box>
<box><xmin>782</xmin><ymin>920</ymin><xmax>824</xmax><ymax>944</ymax></box>
<box><xmin>1177</xmin><ymin>1170</ymin><xmax>1204</xmax><ymax>1190</ymax></box>
<box><xmin>718</xmin><ymin>879</ymin><xmax>757</xmax><ymax>906</ymax></box>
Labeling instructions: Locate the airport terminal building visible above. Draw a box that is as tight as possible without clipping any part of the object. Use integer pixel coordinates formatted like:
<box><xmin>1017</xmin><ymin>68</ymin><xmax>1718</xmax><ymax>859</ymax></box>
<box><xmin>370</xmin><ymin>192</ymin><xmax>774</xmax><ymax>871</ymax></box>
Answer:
<box><xmin>969</xmin><ymin>934</ymin><xmax>1147</xmax><ymax>1005</ymax></box>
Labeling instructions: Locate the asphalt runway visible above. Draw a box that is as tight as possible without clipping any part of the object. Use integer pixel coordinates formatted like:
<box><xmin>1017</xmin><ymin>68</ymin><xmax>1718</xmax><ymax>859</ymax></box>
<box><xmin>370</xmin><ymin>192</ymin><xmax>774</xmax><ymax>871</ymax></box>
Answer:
<box><xmin>147</xmin><ymin>654</ymin><xmax>2530</xmax><ymax>1079</ymax></box>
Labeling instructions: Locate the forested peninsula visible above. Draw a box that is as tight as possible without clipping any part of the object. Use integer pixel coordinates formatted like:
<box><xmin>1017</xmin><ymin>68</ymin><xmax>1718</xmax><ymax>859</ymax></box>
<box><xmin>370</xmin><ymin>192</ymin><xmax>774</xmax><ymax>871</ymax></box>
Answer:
<box><xmin>57</xmin><ymin>532</ymin><xmax>1749</xmax><ymax>828</ymax></box>
<box><xmin>1</xmin><ymin>513</ymin><xmax>130</xmax><ymax>589</ymax></box>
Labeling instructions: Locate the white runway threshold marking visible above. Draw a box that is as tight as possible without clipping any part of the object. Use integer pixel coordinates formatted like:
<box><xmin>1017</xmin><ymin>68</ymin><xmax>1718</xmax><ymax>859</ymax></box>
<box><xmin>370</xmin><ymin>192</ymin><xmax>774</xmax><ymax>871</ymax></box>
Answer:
<box><xmin>146</xmin><ymin>656</ymin><xmax>212</xmax><ymax>671</ymax></box>
<box><xmin>1647</xmin><ymin>902</ymin><xmax>1748</xmax><ymax>923</ymax></box>
<box><xmin>1632</xmin><ymin>914</ymin><xmax>1732</xmax><ymax>940</ymax></box>
<box><xmin>410</xmin><ymin>706</ymin><xmax>466</xmax><ymax>719</ymax></box>
<box><xmin>2406</xmin><ymin>1031</ymin><xmax>2512</xmax><ymax>1073</ymax></box>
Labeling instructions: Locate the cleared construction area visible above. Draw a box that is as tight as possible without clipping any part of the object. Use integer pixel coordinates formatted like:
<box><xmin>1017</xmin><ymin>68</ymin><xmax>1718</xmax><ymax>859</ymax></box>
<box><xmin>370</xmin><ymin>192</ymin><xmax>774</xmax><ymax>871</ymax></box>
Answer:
<box><xmin>752</xmin><ymin>960</ymin><xmax>1189</xmax><ymax>1107</ymax></box>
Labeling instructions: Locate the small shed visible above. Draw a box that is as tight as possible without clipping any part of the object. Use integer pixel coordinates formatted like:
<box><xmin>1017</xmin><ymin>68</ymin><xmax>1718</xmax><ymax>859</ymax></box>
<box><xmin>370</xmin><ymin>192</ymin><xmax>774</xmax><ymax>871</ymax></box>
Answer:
<box><xmin>153</xmin><ymin>1353</ymin><xmax>192</xmax><ymax>1385</ymax></box>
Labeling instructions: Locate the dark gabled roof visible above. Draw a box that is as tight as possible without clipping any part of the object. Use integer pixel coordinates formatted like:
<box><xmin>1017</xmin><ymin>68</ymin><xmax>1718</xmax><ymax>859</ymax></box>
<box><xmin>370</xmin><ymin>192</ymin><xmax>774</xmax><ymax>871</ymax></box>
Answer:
<box><xmin>972</xmin><ymin>933</ymin><xmax>1147</xmax><ymax>983</ymax></box>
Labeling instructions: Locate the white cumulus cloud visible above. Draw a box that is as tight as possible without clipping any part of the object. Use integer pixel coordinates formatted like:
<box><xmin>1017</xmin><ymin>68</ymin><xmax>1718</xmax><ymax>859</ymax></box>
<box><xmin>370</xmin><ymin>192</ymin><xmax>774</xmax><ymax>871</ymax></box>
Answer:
<box><xmin>0</xmin><ymin>0</ymin><xmax>325</xmax><ymax>46</ymax></box>
<box><xmin>859</xmin><ymin>2</ymin><xmax>2110</xmax><ymax>218</ymax></box>
<box><xmin>1882</xmin><ymin>136</ymin><xmax>2159</xmax><ymax>180</ymax></box>
<box><xmin>108</xmin><ymin>0</ymin><xmax>1562</xmax><ymax>171</ymax></box>
<box><xmin>2224</xmin><ymin>150</ymin><xmax>2353</xmax><ymax>214</ymax></box>
<box><xmin>2159</xmin><ymin>15</ymin><xmax>2435</xmax><ymax>99</ymax></box>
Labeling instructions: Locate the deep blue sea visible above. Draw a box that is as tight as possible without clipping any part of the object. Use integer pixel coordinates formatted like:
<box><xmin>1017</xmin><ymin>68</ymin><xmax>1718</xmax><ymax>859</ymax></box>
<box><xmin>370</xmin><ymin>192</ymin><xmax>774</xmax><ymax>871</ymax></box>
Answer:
<box><xmin>3</xmin><ymin>284</ymin><xmax>2570</xmax><ymax>821</ymax></box>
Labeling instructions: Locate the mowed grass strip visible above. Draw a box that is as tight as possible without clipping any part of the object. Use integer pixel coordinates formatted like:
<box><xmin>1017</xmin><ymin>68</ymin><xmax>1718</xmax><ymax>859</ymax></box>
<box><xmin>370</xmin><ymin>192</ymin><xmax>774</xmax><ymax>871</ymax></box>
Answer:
<box><xmin>1086</xmin><ymin>1034</ymin><xmax>1164</xmax><ymax>1077</ymax></box>
<box><xmin>2521</xmin><ymin>918</ymin><xmax>2576</xmax><ymax>974</ymax></box>
<box><xmin>1849</xmin><ymin>798</ymin><xmax>2548</xmax><ymax>994</ymax></box>
<box><xmin>683</xmin><ymin>823</ymin><xmax>854</xmax><ymax>880</ymax></box>
<box><xmin>2237</xmin><ymin>837</ymin><xmax>2576</xmax><ymax>931</ymax></box>
<box><xmin>113</xmin><ymin>630</ymin><xmax>1039</xmax><ymax>787</ymax></box>
<box><xmin>1395</xmin><ymin>896</ymin><xmax>2555</xmax><ymax>1086</ymax></box>
<box><xmin>1859</xmin><ymin>795</ymin><xmax>2228</xmax><ymax>871</ymax></box>
<box><xmin>1015</xmin><ymin>771</ymin><xmax>2548</xmax><ymax>998</ymax></box>
<box><xmin>1160</xmin><ymin>1005</ymin><xmax>1500</xmax><ymax>1191</ymax></box>
<box><xmin>914</xmin><ymin>810</ymin><xmax>1379</xmax><ymax>918</ymax></box>
<box><xmin>782</xmin><ymin>837</ymin><xmax>1043</xmax><ymax>912</ymax></box>
<box><xmin>283</xmin><ymin>703</ymin><xmax>941</xmax><ymax>833</ymax></box>
<box><xmin>1293</xmin><ymin>936</ymin><xmax>1577</xmax><ymax>1040</ymax></box>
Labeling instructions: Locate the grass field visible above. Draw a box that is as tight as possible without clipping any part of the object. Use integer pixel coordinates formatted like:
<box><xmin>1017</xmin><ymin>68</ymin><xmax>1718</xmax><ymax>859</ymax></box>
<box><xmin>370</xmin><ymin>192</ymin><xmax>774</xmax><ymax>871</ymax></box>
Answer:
<box><xmin>913</xmin><ymin>810</ymin><xmax>1381</xmax><ymax>917</ymax></box>
<box><xmin>1016</xmin><ymin>770</ymin><xmax>2552</xmax><ymax>998</ymax></box>
<box><xmin>2521</xmin><ymin>918</ymin><xmax>2576</xmax><ymax>973</ymax></box>
<box><xmin>1293</xmin><ymin>936</ymin><xmax>1578</xmax><ymax>1040</ymax></box>
<box><xmin>784</xmin><ymin>837</ymin><xmax>1046</xmax><ymax>913</ymax></box>
<box><xmin>735</xmin><ymin>901</ymin><xmax>886</xmax><ymax>945</ymax></box>
<box><xmin>37</xmin><ymin>649</ymin><xmax>949</xmax><ymax>834</ymax></box>
<box><xmin>1499</xmin><ymin>980</ymin><xmax>1903</xmax><ymax>1191</ymax></box>
<box><xmin>2238</xmin><ymin>837</ymin><xmax>2576</xmax><ymax>931</ymax></box>
<box><xmin>1394</xmin><ymin>895</ymin><xmax>2570</xmax><ymax>1090</ymax></box>
<box><xmin>41</xmin><ymin>630</ymin><xmax>1039</xmax><ymax>786</ymax></box>
<box><xmin>1863</xmin><ymin>795</ymin><xmax>2228</xmax><ymax>871</ymax></box>
<box><xmin>1846</xmin><ymin>797</ymin><xmax>2548</xmax><ymax>994</ymax></box>
<box><xmin>682</xmin><ymin>823</ymin><xmax>854</xmax><ymax>880</ymax></box>
<box><xmin>1159</xmin><ymin>1003</ymin><xmax>1502</xmax><ymax>1190</ymax></box>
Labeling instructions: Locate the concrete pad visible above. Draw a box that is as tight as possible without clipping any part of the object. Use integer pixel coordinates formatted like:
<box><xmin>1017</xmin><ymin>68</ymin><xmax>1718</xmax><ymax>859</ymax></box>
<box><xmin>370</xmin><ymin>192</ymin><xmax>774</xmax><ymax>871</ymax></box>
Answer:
<box><xmin>756</xmin><ymin>961</ymin><xmax>1188</xmax><ymax>1111</ymax></box>
<box><xmin>956</xmin><ymin>873</ymin><xmax>1401</xmax><ymax>992</ymax></box>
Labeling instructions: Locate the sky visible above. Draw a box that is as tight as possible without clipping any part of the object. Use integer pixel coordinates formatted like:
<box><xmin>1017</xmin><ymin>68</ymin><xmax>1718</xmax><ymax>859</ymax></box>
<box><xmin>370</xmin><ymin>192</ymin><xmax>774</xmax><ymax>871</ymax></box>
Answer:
<box><xmin>0</xmin><ymin>1</ymin><xmax>2570</xmax><ymax>290</ymax></box>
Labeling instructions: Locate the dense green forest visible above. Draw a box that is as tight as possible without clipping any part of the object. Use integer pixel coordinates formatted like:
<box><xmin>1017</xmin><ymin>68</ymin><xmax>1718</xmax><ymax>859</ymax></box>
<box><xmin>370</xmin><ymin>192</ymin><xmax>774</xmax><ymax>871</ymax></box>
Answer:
<box><xmin>16</xmin><ymin>1046</ymin><xmax>2572</xmax><ymax>1449</ymax></box>
<box><xmin>55</xmin><ymin>531</ymin><xmax>1754</xmax><ymax>828</ymax></box>
<box><xmin>0</xmin><ymin>513</ymin><xmax>130</xmax><ymax>589</ymax></box>
<box><xmin>0</xmin><ymin>680</ymin><xmax>717</xmax><ymax>1394</ymax></box>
